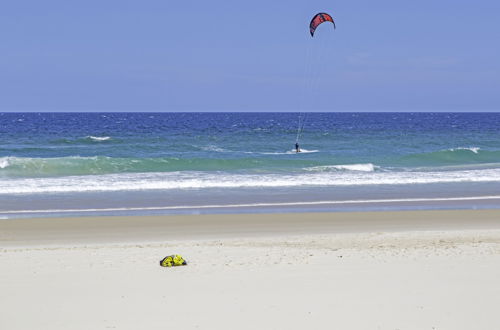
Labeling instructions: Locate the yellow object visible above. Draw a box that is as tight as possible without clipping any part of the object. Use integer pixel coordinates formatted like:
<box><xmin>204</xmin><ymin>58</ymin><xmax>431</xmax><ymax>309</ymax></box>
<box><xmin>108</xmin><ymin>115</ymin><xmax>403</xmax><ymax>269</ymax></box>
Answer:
<box><xmin>160</xmin><ymin>255</ymin><xmax>187</xmax><ymax>267</ymax></box>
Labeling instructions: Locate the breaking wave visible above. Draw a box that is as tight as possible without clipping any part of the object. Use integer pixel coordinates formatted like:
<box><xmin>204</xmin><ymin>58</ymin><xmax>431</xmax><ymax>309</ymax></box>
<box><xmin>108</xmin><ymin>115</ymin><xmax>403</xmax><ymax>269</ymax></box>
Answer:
<box><xmin>2</xmin><ymin>167</ymin><xmax>500</xmax><ymax>194</ymax></box>
<box><xmin>0</xmin><ymin>156</ymin><xmax>315</xmax><ymax>177</ymax></box>
<box><xmin>87</xmin><ymin>136</ymin><xmax>111</xmax><ymax>141</ymax></box>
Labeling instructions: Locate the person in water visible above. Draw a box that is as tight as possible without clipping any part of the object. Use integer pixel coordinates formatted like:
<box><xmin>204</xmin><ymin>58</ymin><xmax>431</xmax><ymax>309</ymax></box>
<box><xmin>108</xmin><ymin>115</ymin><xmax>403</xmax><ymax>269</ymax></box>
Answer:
<box><xmin>295</xmin><ymin>142</ymin><xmax>301</xmax><ymax>153</ymax></box>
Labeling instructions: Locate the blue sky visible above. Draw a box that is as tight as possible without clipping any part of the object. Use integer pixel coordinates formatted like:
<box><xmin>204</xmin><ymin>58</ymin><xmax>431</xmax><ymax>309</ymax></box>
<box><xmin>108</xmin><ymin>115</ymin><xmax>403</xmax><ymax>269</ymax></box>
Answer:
<box><xmin>1</xmin><ymin>0</ymin><xmax>498</xmax><ymax>112</ymax></box>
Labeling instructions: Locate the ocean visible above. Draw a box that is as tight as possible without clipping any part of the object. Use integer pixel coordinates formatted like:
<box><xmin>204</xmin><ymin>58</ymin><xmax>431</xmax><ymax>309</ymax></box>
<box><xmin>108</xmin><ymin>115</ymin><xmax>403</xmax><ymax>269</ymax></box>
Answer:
<box><xmin>1</xmin><ymin>112</ymin><xmax>500</xmax><ymax>217</ymax></box>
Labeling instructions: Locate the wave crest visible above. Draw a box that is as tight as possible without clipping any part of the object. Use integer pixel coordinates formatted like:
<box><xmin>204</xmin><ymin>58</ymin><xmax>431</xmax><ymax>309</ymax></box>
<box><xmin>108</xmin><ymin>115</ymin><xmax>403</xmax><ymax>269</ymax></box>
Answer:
<box><xmin>447</xmin><ymin>147</ymin><xmax>480</xmax><ymax>154</ymax></box>
<box><xmin>87</xmin><ymin>136</ymin><xmax>111</xmax><ymax>141</ymax></box>
<box><xmin>0</xmin><ymin>157</ymin><xmax>10</xmax><ymax>169</ymax></box>
<box><xmin>0</xmin><ymin>156</ymin><xmax>315</xmax><ymax>177</ymax></box>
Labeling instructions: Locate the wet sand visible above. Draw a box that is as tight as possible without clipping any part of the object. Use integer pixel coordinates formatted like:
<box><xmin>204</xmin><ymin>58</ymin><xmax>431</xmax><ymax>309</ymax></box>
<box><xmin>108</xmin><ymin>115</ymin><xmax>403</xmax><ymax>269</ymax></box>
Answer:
<box><xmin>2</xmin><ymin>209</ymin><xmax>500</xmax><ymax>247</ymax></box>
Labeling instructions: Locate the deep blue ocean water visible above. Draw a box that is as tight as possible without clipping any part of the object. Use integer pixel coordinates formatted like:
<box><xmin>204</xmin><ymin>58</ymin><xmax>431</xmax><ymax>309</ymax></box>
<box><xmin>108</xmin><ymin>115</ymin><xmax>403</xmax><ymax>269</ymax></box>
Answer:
<box><xmin>1</xmin><ymin>112</ymin><xmax>500</xmax><ymax>217</ymax></box>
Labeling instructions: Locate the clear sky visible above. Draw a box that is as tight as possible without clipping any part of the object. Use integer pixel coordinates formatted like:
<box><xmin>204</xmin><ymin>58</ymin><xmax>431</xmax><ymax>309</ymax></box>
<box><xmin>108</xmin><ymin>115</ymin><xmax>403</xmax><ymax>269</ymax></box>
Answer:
<box><xmin>1</xmin><ymin>0</ymin><xmax>499</xmax><ymax>112</ymax></box>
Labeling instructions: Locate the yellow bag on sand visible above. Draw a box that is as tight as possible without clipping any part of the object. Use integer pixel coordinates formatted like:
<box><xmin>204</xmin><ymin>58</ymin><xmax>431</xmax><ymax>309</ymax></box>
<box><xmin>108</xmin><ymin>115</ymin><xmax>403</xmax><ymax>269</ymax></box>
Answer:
<box><xmin>160</xmin><ymin>255</ymin><xmax>187</xmax><ymax>267</ymax></box>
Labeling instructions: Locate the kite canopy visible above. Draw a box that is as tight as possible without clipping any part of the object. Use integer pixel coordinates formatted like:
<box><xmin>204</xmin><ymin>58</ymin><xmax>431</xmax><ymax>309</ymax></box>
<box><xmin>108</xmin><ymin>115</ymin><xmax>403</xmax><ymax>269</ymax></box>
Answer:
<box><xmin>309</xmin><ymin>13</ymin><xmax>335</xmax><ymax>37</ymax></box>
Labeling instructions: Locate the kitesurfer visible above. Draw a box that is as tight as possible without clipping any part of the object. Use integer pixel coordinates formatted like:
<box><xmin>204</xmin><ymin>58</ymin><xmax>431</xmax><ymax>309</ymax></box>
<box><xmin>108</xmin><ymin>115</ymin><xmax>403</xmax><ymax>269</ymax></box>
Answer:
<box><xmin>293</xmin><ymin>13</ymin><xmax>335</xmax><ymax>155</ymax></box>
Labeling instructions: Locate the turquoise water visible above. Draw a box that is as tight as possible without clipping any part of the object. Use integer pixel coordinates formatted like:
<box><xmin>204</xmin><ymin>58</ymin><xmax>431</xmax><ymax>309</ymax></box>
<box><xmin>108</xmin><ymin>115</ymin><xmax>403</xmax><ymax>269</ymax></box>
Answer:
<box><xmin>1</xmin><ymin>112</ymin><xmax>500</xmax><ymax>216</ymax></box>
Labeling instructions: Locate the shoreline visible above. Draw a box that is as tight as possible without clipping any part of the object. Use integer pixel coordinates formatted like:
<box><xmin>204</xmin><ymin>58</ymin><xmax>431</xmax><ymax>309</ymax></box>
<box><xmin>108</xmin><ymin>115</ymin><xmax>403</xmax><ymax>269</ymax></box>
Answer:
<box><xmin>2</xmin><ymin>193</ymin><xmax>500</xmax><ymax>219</ymax></box>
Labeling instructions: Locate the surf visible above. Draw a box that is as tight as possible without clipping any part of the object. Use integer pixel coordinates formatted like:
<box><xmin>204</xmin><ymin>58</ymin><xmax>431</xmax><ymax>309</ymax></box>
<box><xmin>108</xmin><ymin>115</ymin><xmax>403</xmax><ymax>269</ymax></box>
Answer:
<box><xmin>3</xmin><ymin>166</ymin><xmax>500</xmax><ymax>194</ymax></box>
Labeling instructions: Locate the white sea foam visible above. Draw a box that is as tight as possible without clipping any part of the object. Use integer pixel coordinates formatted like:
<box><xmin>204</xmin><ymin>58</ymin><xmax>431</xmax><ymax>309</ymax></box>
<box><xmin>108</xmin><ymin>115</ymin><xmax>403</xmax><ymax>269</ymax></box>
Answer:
<box><xmin>0</xmin><ymin>157</ymin><xmax>10</xmax><ymax>169</ymax></box>
<box><xmin>247</xmin><ymin>151</ymin><xmax>293</xmax><ymax>155</ymax></box>
<box><xmin>1</xmin><ymin>167</ymin><xmax>500</xmax><ymax>194</ymax></box>
<box><xmin>87</xmin><ymin>136</ymin><xmax>111</xmax><ymax>141</ymax></box>
<box><xmin>295</xmin><ymin>149</ymin><xmax>319</xmax><ymax>154</ymax></box>
<box><xmin>202</xmin><ymin>145</ymin><xmax>227</xmax><ymax>152</ymax></box>
<box><xmin>244</xmin><ymin>149</ymin><xmax>319</xmax><ymax>155</ymax></box>
<box><xmin>449</xmin><ymin>147</ymin><xmax>480</xmax><ymax>154</ymax></box>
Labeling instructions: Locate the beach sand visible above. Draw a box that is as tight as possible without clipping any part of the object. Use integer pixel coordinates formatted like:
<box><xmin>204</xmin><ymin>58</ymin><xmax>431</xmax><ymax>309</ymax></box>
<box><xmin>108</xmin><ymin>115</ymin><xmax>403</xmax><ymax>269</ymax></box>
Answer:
<box><xmin>1</xmin><ymin>210</ymin><xmax>500</xmax><ymax>330</ymax></box>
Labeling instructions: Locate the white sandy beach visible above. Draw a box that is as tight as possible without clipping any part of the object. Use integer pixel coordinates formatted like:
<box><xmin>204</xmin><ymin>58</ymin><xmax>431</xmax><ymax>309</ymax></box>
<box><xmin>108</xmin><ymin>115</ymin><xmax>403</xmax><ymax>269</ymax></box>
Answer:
<box><xmin>1</xmin><ymin>210</ymin><xmax>500</xmax><ymax>330</ymax></box>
